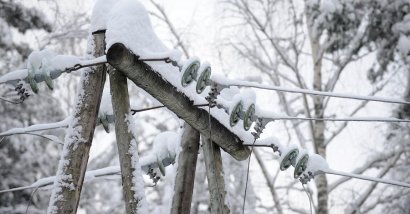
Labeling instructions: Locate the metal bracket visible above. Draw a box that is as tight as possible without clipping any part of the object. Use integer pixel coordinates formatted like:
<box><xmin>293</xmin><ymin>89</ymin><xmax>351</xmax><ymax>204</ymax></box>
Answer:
<box><xmin>299</xmin><ymin>171</ymin><xmax>314</xmax><ymax>184</ymax></box>
<box><xmin>252</xmin><ymin>117</ymin><xmax>271</xmax><ymax>140</ymax></box>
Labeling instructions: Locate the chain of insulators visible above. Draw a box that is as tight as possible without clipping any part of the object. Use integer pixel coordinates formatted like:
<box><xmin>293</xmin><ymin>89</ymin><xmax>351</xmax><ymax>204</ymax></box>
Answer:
<box><xmin>13</xmin><ymin>66</ymin><xmax>55</xmax><ymax>103</ymax></box>
<box><xmin>177</xmin><ymin>58</ymin><xmax>313</xmax><ymax>183</ymax></box>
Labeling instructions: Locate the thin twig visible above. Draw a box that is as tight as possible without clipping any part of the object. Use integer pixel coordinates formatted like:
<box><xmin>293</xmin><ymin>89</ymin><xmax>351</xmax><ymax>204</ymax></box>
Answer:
<box><xmin>25</xmin><ymin>187</ymin><xmax>39</xmax><ymax>214</ymax></box>
<box><xmin>0</xmin><ymin>96</ymin><xmax>22</xmax><ymax>104</ymax></box>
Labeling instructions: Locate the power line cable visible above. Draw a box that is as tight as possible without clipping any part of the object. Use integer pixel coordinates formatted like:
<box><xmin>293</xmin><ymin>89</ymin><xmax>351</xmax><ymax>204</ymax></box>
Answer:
<box><xmin>215</xmin><ymin>79</ymin><xmax>410</xmax><ymax>105</ymax></box>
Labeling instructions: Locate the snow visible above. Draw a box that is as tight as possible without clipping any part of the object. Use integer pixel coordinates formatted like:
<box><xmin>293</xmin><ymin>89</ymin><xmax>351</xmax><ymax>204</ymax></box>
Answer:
<box><xmin>152</xmin><ymin>131</ymin><xmax>180</xmax><ymax>160</ymax></box>
<box><xmin>125</xmin><ymin>113</ymin><xmax>148</xmax><ymax>212</ymax></box>
<box><xmin>100</xmin><ymin>89</ymin><xmax>113</xmax><ymax>115</ymax></box>
<box><xmin>105</xmin><ymin>0</ymin><xmax>169</xmax><ymax>57</ymax></box>
<box><xmin>0</xmin><ymin>69</ymin><xmax>28</xmax><ymax>83</ymax></box>
<box><xmin>305</xmin><ymin>153</ymin><xmax>329</xmax><ymax>176</ymax></box>
<box><xmin>90</xmin><ymin>0</ymin><xmax>119</xmax><ymax>33</ymax></box>
<box><xmin>210</xmin><ymin>73</ymin><xmax>228</xmax><ymax>85</ymax></box>
<box><xmin>220</xmin><ymin>86</ymin><xmax>240</xmax><ymax>100</ymax></box>
<box><xmin>239</xmin><ymin>89</ymin><xmax>256</xmax><ymax>109</ymax></box>
<box><xmin>129</xmin><ymin>139</ymin><xmax>148</xmax><ymax>212</ymax></box>
<box><xmin>47</xmin><ymin>119</ymin><xmax>83</xmax><ymax>214</ymax></box>
<box><xmin>27</xmin><ymin>49</ymin><xmax>57</xmax><ymax>70</ymax></box>
<box><xmin>81</xmin><ymin>55</ymin><xmax>107</xmax><ymax>66</ymax></box>
<box><xmin>103</xmin><ymin>0</ymin><xmax>258</xmax><ymax>146</ymax></box>
<box><xmin>278</xmin><ymin>144</ymin><xmax>298</xmax><ymax>163</ymax></box>
<box><xmin>46</xmin><ymin>55</ymin><xmax>81</xmax><ymax>71</ymax></box>
<box><xmin>215</xmin><ymin>78</ymin><xmax>410</xmax><ymax>105</ymax></box>
<box><xmin>0</xmin><ymin>53</ymin><xmax>93</xmax><ymax>84</ymax></box>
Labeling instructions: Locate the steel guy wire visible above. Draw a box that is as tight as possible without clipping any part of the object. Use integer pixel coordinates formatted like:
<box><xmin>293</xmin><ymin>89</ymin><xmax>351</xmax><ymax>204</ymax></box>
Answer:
<box><xmin>302</xmin><ymin>183</ymin><xmax>314</xmax><ymax>214</ymax></box>
<box><xmin>242</xmin><ymin>118</ymin><xmax>267</xmax><ymax>214</ymax></box>
<box><xmin>242</xmin><ymin>137</ymin><xmax>257</xmax><ymax>214</ymax></box>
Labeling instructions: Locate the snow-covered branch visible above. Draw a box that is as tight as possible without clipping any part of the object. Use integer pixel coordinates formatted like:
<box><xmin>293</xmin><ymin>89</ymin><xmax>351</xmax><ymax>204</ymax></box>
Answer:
<box><xmin>0</xmin><ymin>149</ymin><xmax>176</xmax><ymax>195</ymax></box>
<box><xmin>0</xmin><ymin>117</ymin><xmax>70</xmax><ymax>137</ymax></box>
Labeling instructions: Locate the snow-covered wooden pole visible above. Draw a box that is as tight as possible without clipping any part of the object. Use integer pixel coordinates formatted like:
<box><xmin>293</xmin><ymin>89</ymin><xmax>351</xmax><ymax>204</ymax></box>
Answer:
<box><xmin>47</xmin><ymin>31</ymin><xmax>107</xmax><ymax>214</ymax></box>
<box><xmin>109</xmin><ymin>66</ymin><xmax>146</xmax><ymax>213</ymax></box>
<box><xmin>106</xmin><ymin>43</ymin><xmax>250</xmax><ymax>161</ymax></box>
<box><xmin>171</xmin><ymin>124</ymin><xmax>200</xmax><ymax>214</ymax></box>
<box><xmin>202</xmin><ymin>137</ymin><xmax>230</xmax><ymax>214</ymax></box>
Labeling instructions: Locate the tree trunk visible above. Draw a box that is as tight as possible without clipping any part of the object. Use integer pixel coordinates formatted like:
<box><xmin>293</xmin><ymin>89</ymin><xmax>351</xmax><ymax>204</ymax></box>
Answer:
<box><xmin>109</xmin><ymin>66</ymin><xmax>146</xmax><ymax>213</ymax></box>
<box><xmin>106</xmin><ymin>43</ymin><xmax>250</xmax><ymax>161</ymax></box>
<box><xmin>202</xmin><ymin>137</ymin><xmax>230</xmax><ymax>214</ymax></box>
<box><xmin>310</xmin><ymin>27</ymin><xmax>328</xmax><ymax>214</ymax></box>
<box><xmin>171</xmin><ymin>124</ymin><xmax>200</xmax><ymax>214</ymax></box>
<box><xmin>47</xmin><ymin>31</ymin><xmax>106</xmax><ymax>214</ymax></box>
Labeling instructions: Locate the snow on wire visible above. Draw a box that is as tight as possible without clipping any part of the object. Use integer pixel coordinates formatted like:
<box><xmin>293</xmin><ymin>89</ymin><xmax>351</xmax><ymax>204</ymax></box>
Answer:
<box><xmin>211</xmin><ymin>77</ymin><xmax>410</xmax><ymax>105</ymax></box>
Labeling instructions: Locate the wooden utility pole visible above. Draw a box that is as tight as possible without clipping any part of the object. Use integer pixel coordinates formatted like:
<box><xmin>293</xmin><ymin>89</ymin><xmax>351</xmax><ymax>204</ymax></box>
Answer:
<box><xmin>171</xmin><ymin>124</ymin><xmax>200</xmax><ymax>214</ymax></box>
<box><xmin>202</xmin><ymin>137</ymin><xmax>230</xmax><ymax>214</ymax></box>
<box><xmin>109</xmin><ymin>65</ymin><xmax>145</xmax><ymax>213</ymax></box>
<box><xmin>106</xmin><ymin>43</ymin><xmax>250</xmax><ymax>161</ymax></box>
<box><xmin>47</xmin><ymin>31</ymin><xmax>106</xmax><ymax>214</ymax></box>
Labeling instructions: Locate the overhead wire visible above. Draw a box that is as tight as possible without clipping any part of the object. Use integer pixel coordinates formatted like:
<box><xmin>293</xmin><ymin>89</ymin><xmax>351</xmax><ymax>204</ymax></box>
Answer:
<box><xmin>2</xmin><ymin>53</ymin><xmax>410</xmax><ymax>209</ymax></box>
<box><xmin>224</xmin><ymin>80</ymin><xmax>410</xmax><ymax>105</ymax></box>
<box><xmin>302</xmin><ymin>183</ymin><xmax>314</xmax><ymax>214</ymax></box>
<box><xmin>322</xmin><ymin>169</ymin><xmax>410</xmax><ymax>188</ymax></box>
<box><xmin>265</xmin><ymin>116</ymin><xmax>410</xmax><ymax>123</ymax></box>
<box><xmin>242</xmin><ymin>137</ymin><xmax>257</xmax><ymax>214</ymax></box>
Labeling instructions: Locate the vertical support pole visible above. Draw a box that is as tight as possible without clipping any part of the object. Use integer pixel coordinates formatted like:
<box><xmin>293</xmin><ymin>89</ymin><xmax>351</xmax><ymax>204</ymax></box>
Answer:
<box><xmin>109</xmin><ymin>66</ymin><xmax>145</xmax><ymax>213</ymax></box>
<box><xmin>171</xmin><ymin>124</ymin><xmax>200</xmax><ymax>214</ymax></box>
<box><xmin>47</xmin><ymin>31</ymin><xmax>106</xmax><ymax>214</ymax></box>
<box><xmin>202</xmin><ymin>137</ymin><xmax>230</xmax><ymax>214</ymax></box>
